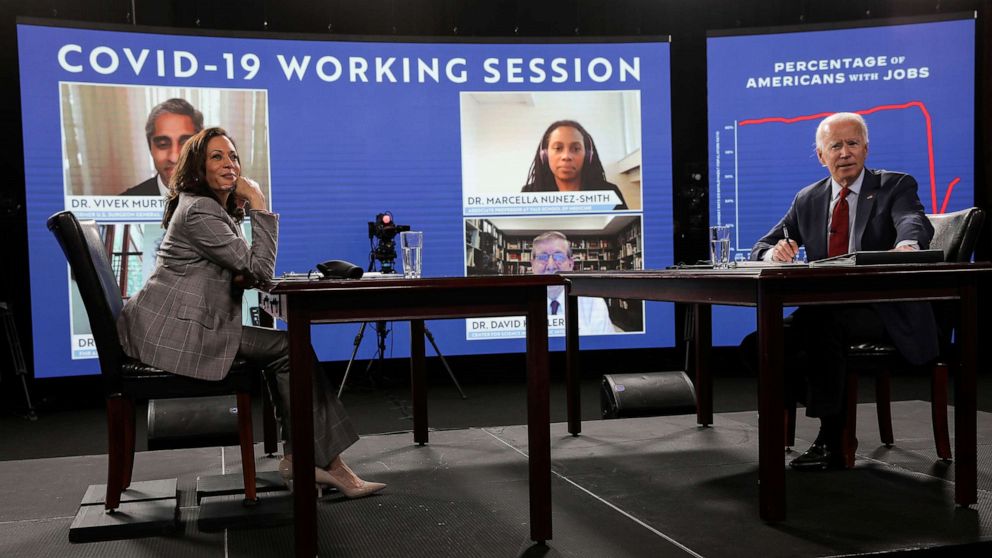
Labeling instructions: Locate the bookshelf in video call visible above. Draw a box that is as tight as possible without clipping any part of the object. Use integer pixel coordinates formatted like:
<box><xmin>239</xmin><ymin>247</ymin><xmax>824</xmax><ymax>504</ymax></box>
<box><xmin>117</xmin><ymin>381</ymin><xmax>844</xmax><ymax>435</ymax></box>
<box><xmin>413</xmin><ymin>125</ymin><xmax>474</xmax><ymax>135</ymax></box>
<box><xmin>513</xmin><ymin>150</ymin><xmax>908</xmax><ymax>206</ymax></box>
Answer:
<box><xmin>465</xmin><ymin>218</ymin><xmax>644</xmax><ymax>330</ymax></box>
<box><xmin>465</xmin><ymin>218</ymin><xmax>643</xmax><ymax>276</ymax></box>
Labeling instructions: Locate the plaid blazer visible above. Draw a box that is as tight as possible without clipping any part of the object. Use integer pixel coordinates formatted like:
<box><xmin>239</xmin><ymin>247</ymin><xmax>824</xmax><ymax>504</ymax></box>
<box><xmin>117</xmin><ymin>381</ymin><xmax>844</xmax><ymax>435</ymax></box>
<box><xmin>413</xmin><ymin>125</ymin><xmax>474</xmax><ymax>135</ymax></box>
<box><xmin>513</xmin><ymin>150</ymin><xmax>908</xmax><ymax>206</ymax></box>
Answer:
<box><xmin>117</xmin><ymin>193</ymin><xmax>278</xmax><ymax>380</ymax></box>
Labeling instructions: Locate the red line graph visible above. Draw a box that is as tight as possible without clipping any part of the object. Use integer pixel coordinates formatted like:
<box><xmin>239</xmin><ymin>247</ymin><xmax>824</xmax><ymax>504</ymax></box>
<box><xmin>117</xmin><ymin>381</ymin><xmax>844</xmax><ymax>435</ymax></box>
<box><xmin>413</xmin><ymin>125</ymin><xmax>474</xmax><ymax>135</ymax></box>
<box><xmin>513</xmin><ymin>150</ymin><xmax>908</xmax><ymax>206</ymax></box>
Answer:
<box><xmin>738</xmin><ymin>101</ymin><xmax>959</xmax><ymax>214</ymax></box>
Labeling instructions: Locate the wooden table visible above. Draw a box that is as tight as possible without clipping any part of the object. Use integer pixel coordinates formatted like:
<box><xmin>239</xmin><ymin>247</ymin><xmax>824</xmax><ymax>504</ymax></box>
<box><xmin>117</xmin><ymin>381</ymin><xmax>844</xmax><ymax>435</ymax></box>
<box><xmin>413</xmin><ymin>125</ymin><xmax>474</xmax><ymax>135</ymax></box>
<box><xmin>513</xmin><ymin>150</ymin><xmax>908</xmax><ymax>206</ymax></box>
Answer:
<box><xmin>259</xmin><ymin>274</ymin><xmax>560</xmax><ymax>557</ymax></box>
<box><xmin>562</xmin><ymin>263</ymin><xmax>989</xmax><ymax>521</ymax></box>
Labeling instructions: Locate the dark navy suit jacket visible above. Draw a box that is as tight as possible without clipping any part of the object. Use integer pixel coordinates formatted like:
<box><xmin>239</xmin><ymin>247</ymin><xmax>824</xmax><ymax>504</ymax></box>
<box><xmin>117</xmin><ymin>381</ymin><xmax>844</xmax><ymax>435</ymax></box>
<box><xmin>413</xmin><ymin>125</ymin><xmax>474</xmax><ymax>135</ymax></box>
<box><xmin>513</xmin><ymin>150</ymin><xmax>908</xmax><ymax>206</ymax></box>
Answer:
<box><xmin>122</xmin><ymin>176</ymin><xmax>159</xmax><ymax>196</ymax></box>
<box><xmin>750</xmin><ymin>168</ymin><xmax>938</xmax><ymax>365</ymax></box>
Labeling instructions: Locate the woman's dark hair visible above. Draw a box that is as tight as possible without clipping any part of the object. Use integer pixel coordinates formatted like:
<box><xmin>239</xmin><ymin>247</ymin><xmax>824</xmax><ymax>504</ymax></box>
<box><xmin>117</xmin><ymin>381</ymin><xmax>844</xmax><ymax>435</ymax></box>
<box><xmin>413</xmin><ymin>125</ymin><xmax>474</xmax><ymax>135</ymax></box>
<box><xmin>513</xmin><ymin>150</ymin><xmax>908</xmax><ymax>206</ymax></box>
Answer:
<box><xmin>524</xmin><ymin>120</ymin><xmax>608</xmax><ymax>191</ymax></box>
<box><xmin>161</xmin><ymin>127</ymin><xmax>245</xmax><ymax>227</ymax></box>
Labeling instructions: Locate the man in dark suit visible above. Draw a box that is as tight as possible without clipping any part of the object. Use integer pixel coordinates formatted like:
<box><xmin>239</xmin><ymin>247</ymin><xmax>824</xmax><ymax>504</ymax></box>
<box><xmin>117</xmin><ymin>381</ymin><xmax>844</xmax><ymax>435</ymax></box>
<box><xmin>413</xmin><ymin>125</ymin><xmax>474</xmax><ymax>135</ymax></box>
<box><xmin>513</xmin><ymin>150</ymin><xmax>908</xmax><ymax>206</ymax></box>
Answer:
<box><xmin>748</xmin><ymin>112</ymin><xmax>938</xmax><ymax>470</ymax></box>
<box><xmin>121</xmin><ymin>98</ymin><xmax>203</xmax><ymax>196</ymax></box>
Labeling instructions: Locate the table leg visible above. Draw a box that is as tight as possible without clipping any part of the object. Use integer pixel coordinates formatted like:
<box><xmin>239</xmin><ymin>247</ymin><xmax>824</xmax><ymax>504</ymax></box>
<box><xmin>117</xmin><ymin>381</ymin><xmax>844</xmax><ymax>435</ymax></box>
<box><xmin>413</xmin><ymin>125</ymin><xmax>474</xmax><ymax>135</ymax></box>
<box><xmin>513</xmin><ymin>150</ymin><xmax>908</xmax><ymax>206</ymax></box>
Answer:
<box><xmin>756</xmin><ymin>291</ymin><xmax>785</xmax><ymax>522</ymax></box>
<box><xmin>693</xmin><ymin>304</ymin><xmax>713</xmax><ymax>426</ymax></box>
<box><xmin>527</xmin><ymin>288</ymin><xmax>552</xmax><ymax>542</ymax></box>
<box><xmin>258</xmin><ymin>308</ymin><xmax>279</xmax><ymax>455</ymax></box>
<box><xmin>955</xmin><ymin>283</ymin><xmax>977</xmax><ymax>506</ymax></box>
<box><xmin>287</xmin><ymin>303</ymin><xmax>317</xmax><ymax>558</ymax></box>
<box><xmin>565</xmin><ymin>293</ymin><xmax>581</xmax><ymax>436</ymax></box>
<box><xmin>410</xmin><ymin>319</ymin><xmax>428</xmax><ymax>446</ymax></box>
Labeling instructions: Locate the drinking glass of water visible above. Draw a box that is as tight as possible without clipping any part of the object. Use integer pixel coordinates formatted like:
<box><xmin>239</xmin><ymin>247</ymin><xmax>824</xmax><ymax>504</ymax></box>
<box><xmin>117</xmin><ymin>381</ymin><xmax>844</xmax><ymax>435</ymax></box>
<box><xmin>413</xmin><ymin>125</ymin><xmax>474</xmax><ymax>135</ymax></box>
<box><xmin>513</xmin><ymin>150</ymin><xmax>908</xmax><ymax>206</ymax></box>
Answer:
<box><xmin>709</xmin><ymin>225</ymin><xmax>731</xmax><ymax>269</ymax></box>
<box><xmin>400</xmin><ymin>231</ymin><xmax>423</xmax><ymax>278</ymax></box>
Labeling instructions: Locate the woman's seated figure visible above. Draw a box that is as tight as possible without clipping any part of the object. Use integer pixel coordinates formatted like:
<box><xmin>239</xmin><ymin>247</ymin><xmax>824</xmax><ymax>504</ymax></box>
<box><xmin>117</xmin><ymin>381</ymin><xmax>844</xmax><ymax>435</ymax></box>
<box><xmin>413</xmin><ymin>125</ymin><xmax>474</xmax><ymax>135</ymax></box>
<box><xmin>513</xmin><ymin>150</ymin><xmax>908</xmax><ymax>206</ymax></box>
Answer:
<box><xmin>118</xmin><ymin>127</ymin><xmax>385</xmax><ymax>498</ymax></box>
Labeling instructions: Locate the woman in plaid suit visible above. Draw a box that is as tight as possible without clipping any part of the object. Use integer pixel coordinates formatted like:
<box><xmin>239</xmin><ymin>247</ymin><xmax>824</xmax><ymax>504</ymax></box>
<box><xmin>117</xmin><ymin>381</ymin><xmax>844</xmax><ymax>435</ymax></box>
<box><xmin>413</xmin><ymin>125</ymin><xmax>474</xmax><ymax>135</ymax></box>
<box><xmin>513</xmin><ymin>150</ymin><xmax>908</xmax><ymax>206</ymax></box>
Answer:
<box><xmin>118</xmin><ymin>127</ymin><xmax>384</xmax><ymax>498</ymax></box>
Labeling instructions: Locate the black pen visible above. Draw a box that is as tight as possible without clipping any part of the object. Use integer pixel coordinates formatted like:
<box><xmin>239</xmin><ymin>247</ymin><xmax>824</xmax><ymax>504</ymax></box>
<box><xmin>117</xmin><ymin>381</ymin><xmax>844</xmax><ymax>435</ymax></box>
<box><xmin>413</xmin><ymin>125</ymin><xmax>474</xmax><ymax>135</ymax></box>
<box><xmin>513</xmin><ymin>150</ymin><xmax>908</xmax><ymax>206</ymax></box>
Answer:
<box><xmin>783</xmin><ymin>226</ymin><xmax>795</xmax><ymax>262</ymax></box>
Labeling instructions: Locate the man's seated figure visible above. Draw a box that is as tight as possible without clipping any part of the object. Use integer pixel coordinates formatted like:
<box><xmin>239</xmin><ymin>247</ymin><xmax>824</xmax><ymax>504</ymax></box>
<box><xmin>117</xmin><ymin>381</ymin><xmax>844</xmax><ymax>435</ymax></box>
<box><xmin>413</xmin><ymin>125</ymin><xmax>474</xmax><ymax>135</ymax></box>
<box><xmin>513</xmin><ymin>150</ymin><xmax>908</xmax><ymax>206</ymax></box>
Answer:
<box><xmin>743</xmin><ymin>112</ymin><xmax>938</xmax><ymax>470</ymax></box>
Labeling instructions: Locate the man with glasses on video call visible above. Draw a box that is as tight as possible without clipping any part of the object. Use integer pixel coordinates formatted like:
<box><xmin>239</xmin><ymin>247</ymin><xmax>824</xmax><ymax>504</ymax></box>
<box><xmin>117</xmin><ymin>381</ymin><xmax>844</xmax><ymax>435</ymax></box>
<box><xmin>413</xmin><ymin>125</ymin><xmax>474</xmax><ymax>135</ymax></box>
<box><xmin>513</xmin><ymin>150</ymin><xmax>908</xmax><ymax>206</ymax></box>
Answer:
<box><xmin>530</xmin><ymin>231</ymin><xmax>617</xmax><ymax>334</ymax></box>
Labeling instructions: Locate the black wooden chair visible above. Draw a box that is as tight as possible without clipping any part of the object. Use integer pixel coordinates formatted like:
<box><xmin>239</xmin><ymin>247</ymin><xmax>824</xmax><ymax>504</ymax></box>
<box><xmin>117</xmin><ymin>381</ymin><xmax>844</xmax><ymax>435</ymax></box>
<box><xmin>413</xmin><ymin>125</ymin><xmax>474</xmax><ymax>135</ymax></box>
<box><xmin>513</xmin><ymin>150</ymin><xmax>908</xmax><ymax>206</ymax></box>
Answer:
<box><xmin>47</xmin><ymin>211</ymin><xmax>262</xmax><ymax>511</ymax></box>
<box><xmin>786</xmin><ymin>207</ymin><xmax>985</xmax><ymax>465</ymax></box>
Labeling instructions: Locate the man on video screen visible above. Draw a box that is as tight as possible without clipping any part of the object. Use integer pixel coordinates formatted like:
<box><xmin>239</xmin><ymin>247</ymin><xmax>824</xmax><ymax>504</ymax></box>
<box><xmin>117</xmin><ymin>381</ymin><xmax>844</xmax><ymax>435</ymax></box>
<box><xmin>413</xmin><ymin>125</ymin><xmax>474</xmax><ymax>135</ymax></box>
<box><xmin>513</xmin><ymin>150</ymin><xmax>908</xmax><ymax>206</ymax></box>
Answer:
<box><xmin>122</xmin><ymin>98</ymin><xmax>203</xmax><ymax>196</ymax></box>
<box><xmin>530</xmin><ymin>231</ymin><xmax>617</xmax><ymax>334</ymax></box>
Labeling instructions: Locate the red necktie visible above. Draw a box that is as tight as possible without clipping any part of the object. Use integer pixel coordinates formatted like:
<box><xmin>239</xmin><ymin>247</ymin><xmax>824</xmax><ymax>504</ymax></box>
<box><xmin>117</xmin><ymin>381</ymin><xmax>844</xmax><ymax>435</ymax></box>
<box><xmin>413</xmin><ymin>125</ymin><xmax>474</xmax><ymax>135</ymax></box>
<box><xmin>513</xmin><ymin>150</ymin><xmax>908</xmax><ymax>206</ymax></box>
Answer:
<box><xmin>828</xmin><ymin>187</ymin><xmax>850</xmax><ymax>257</ymax></box>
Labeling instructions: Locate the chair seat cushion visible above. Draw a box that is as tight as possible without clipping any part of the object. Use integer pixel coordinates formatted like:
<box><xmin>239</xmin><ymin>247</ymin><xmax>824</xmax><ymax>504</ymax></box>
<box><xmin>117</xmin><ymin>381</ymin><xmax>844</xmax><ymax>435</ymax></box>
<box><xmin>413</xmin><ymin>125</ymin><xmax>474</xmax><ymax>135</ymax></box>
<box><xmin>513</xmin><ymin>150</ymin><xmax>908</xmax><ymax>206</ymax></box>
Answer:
<box><xmin>120</xmin><ymin>358</ymin><xmax>258</xmax><ymax>400</ymax></box>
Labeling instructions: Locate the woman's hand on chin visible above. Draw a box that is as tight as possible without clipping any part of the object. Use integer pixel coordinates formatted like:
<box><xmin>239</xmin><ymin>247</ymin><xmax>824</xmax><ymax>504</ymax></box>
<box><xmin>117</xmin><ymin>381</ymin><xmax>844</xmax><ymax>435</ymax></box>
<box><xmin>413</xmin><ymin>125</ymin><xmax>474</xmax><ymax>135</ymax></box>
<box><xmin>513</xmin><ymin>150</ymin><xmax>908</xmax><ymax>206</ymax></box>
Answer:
<box><xmin>234</xmin><ymin>176</ymin><xmax>267</xmax><ymax>211</ymax></box>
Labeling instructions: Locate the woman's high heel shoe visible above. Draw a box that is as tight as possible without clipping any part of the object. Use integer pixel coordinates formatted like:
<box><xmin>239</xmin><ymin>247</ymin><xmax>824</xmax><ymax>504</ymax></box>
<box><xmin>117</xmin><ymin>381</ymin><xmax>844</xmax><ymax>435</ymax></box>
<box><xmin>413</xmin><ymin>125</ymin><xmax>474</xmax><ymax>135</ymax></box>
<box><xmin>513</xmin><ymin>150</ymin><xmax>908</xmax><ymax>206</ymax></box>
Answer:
<box><xmin>319</xmin><ymin>471</ymin><xmax>386</xmax><ymax>499</ymax></box>
<box><xmin>278</xmin><ymin>459</ymin><xmax>330</xmax><ymax>497</ymax></box>
<box><xmin>278</xmin><ymin>459</ymin><xmax>385</xmax><ymax>499</ymax></box>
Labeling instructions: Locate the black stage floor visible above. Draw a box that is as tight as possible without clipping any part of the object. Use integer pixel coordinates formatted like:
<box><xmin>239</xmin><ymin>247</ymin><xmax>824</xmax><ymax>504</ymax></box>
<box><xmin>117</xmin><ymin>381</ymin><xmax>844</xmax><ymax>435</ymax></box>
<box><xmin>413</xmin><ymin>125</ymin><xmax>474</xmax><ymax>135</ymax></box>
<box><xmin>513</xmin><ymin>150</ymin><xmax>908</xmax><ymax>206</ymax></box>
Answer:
<box><xmin>1</xmin><ymin>400</ymin><xmax>990</xmax><ymax>557</ymax></box>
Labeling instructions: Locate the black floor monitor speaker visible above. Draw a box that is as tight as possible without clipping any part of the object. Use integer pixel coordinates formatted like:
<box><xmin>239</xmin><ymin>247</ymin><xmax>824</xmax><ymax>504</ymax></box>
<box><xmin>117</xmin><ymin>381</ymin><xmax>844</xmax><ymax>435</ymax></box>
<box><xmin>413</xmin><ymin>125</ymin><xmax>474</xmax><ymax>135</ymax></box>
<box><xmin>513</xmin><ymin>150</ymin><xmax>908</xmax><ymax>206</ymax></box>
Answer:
<box><xmin>601</xmin><ymin>372</ymin><xmax>697</xmax><ymax>419</ymax></box>
<box><xmin>147</xmin><ymin>396</ymin><xmax>241</xmax><ymax>450</ymax></box>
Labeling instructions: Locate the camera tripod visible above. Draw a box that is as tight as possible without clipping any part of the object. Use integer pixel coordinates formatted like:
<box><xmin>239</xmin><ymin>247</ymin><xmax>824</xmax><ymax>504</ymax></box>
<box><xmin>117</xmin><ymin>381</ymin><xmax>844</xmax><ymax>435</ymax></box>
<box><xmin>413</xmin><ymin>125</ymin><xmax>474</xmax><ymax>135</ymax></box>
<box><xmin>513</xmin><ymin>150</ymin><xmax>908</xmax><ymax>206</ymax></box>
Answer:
<box><xmin>1</xmin><ymin>301</ymin><xmax>38</xmax><ymax>420</ymax></box>
<box><xmin>338</xmin><ymin>321</ymin><xmax>467</xmax><ymax>399</ymax></box>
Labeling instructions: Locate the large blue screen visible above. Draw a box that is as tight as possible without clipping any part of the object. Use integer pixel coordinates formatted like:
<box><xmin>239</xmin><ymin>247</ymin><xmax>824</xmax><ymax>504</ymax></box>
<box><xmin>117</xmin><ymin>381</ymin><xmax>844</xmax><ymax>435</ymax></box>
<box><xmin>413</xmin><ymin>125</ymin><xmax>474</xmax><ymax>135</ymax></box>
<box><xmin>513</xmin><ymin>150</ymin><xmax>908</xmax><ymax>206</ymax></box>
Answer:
<box><xmin>19</xmin><ymin>22</ymin><xmax>674</xmax><ymax>378</ymax></box>
<box><xmin>707</xmin><ymin>17</ymin><xmax>975</xmax><ymax>345</ymax></box>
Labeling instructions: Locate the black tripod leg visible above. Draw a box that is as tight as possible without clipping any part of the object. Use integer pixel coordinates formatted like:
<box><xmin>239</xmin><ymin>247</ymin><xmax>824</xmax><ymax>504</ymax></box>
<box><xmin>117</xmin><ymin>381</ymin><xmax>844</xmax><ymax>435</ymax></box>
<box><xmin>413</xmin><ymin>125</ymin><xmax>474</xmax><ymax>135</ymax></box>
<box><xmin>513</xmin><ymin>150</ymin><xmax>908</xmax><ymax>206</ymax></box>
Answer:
<box><xmin>424</xmin><ymin>327</ymin><xmax>466</xmax><ymax>399</ymax></box>
<box><xmin>2</xmin><ymin>302</ymin><xmax>37</xmax><ymax>420</ymax></box>
<box><xmin>338</xmin><ymin>322</ymin><xmax>368</xmax><ymax>398</ymax></box>
<box><xmin>19</xmin><ymin>375</ymin><xmax>37</xmax><ymax>421</ymax></box>
<box><xmin>363</xmin><ymin>322</ymin><xmax>389</xmax><ymax>388</ymax></box>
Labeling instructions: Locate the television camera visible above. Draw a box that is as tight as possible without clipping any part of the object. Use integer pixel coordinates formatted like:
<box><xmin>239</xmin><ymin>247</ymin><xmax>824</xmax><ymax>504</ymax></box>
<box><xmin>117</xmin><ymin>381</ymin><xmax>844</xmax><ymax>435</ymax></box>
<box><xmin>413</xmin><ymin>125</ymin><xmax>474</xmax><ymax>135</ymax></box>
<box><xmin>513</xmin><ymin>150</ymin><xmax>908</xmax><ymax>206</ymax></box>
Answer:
<box><xmin>367</xmin><ymin>211</ymin><xmax>410</xmax><ymax>273</ymax></box>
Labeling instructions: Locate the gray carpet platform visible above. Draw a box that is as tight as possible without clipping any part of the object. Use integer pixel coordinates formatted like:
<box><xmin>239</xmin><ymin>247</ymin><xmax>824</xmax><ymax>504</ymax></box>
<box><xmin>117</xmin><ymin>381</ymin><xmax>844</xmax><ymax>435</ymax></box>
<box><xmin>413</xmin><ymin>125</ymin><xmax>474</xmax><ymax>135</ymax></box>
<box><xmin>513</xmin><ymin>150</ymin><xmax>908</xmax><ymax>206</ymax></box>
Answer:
<box><xmin>1</xmin><ymin>400</ymin><xmax>989</xmax><ymax>557</ymax></box>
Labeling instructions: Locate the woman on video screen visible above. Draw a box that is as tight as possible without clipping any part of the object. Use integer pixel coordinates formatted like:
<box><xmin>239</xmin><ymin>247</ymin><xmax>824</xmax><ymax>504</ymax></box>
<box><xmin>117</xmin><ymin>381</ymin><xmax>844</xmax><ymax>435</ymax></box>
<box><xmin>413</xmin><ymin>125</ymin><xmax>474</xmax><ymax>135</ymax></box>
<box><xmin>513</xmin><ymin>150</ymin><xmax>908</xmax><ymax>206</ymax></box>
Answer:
<box><xmin>118</xmin><ymin>127</ymin><xmax>385</xmax><ymax>499</ymax></box>
<box><xmin>521</xmin><ymin>119</ymin><xmax>628</xmax><ymax>210</ymax></box>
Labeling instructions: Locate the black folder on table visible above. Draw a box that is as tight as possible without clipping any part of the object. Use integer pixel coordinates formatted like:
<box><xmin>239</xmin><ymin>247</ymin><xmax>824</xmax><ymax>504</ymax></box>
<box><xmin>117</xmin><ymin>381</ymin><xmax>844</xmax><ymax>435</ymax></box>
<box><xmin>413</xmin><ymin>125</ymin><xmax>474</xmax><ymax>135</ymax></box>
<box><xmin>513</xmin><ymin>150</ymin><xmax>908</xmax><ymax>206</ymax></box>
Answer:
<box><xmin>809</xmin><ymin>248</ymin><xmax>944</xmax><ymax>266</ymax></box>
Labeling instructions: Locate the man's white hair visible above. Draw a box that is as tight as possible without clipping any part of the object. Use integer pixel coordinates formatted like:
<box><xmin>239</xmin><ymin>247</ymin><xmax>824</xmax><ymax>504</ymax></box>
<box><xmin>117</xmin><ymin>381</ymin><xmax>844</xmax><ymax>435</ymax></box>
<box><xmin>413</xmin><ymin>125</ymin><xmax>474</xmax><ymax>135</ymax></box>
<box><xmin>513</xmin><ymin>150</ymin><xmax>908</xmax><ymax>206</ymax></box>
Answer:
<box><xmin>532</xmin><ymin>230</ymin><xmax>573</xmax><ymax>257</ymax></box>
<box><xmin>815</xmin><ymin>112</ymin><xmax>869</xmax><ymax>152</ymax></box>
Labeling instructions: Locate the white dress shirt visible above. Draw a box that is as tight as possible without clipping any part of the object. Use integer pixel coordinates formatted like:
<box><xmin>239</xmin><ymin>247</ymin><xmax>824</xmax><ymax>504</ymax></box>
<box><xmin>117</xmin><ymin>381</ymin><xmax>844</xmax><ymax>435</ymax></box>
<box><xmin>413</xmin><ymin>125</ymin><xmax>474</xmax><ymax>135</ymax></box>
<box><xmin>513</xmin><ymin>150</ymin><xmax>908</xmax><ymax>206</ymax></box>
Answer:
<box><xmin>549</xmin><ymin>290</ymin><xmax>617</xmax><ymax>335</ymax></box>
<box><xmin>157</xmin><ymin>175</ymin><xmax>170</xmax><ymax>197</ymax></box>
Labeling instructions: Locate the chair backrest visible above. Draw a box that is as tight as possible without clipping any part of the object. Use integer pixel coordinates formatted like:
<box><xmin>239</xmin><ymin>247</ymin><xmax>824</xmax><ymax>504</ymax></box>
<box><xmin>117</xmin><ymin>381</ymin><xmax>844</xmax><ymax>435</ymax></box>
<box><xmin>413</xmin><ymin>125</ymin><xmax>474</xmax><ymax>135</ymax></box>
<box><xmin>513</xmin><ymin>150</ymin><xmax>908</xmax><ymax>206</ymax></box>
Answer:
<box><xmin>926</xmin><ymin>207</ymin><xmax>985</xmax><ymax>353</ymax></box>
<box><xmin>927</xmin><ymin>207</ymin><xmax>985</xmax><ymax>262</ymax></box>
<box><xmin>47</xmin><ymin>211</ymin><xmax>126</xmax><ymax>391</ymax></box>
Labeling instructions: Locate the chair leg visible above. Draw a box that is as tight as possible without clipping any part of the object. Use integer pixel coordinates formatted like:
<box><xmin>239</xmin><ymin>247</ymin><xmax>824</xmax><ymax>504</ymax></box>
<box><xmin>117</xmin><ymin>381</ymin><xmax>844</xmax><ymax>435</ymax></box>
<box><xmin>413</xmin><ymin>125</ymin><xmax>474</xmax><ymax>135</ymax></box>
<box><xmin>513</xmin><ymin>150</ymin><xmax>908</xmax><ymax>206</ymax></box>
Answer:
<box><xmin>931</xmin><ymin>363</ymin><xmax>952</xmax><ymax>461</ymax></box>
<box><xmin>122</xmin><ymin>398</ymin><xmax>136</xmax><ymax>490</ymax></box>
<box><xmin>262</xmin><ymin>388</ymin><xmax>278</xmax><ymax>457</ymax></box>
<box><xmin>841</xmin><ymin>371</ymin><xmax>859</xmax><ymax>469</ymax></box>
<box><xmin>875</xmin><ymin>369</ymin><xmax>894</xmax><ymax>446</ymax></box>
<box><xmin>236</xmin><ymin>392</ymin><xmax>258</xmax><ymax>502</ymax></box>
<box><xmin>105</xmin><ymin>398</ymin><xmax>126</xmax><ymax>511</ymax></box>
